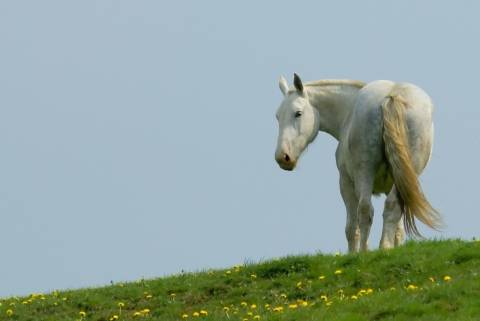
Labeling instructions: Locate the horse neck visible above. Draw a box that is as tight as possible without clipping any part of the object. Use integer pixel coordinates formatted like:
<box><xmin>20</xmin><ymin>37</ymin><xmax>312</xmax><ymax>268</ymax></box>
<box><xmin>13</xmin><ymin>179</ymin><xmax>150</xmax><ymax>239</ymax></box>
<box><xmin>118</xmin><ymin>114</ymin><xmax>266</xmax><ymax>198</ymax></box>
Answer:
<box><xmin>306</xmin><ymin>84</ymin><xmax>360</xmax><ymax>140</ymax></box>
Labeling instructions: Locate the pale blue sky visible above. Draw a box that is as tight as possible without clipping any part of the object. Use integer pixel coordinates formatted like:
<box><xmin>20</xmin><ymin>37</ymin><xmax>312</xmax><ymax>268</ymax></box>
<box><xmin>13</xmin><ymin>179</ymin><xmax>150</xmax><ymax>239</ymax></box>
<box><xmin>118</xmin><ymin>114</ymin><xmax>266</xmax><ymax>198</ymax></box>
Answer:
<box><xmin>1</xmin><ymin>1</ymin><xmax>479</xmax><ymax>297</ymax></box>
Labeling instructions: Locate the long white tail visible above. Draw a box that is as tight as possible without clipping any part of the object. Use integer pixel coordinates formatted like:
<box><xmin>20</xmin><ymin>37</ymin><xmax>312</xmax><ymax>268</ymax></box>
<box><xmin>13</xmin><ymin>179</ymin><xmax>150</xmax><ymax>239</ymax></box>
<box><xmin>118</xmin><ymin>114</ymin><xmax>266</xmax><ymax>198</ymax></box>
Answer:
<box><xmin>381</xmin><ymin>94</ymin><xmax>442</xmax><ymax>237</ymax></box>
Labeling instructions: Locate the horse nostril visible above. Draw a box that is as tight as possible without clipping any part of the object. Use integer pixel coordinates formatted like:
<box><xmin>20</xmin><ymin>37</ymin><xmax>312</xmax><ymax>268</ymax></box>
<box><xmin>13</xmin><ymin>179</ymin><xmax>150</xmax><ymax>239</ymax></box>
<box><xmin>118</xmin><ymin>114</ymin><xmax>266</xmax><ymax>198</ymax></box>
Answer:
<box><xmin>284</xmin><ymin>154</ymin><xmax>290</xmax><ymax>162</ymax></box>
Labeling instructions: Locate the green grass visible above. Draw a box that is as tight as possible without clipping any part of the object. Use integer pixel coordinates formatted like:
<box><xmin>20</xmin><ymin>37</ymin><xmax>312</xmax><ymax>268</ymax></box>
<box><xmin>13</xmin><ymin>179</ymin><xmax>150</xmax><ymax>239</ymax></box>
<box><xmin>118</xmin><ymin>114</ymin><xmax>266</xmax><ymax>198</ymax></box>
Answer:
<box><xmin>2</xmin><ymin>240</ymin><xmax>480</xmax><ymax>321</ymax></box>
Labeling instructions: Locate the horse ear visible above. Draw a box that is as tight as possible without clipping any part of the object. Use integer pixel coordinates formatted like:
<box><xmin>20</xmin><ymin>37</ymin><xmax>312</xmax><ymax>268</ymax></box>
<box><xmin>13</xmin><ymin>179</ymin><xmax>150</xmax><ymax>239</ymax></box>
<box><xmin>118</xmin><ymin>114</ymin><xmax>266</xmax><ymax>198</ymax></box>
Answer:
<box><xmin>279</xmin><ymin>76</ymin><xmax>289</xmax><ymax>96</ymax></box>
<box><xmin>293</xmin><ymin>73</ymin><xmax>304</xmax><ymax>93</ymax></box>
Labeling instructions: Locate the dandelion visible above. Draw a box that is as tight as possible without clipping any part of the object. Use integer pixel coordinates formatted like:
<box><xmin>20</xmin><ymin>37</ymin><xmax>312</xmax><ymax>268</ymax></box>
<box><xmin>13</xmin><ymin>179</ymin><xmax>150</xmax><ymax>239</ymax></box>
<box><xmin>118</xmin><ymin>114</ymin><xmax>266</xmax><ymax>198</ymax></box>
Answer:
<box><xmin>141</xmin><ymin>309</ymin><xmax>150</xmax><ymax>315</ymax></box>
<box><xmin>319</xmin><ymin>275</ymin><xmax>326</xmax><ymax>280</ymax></box>
<box><xmin>334</xmin><ymin>269</ymin><xmax>343</xmax><ymax>275</ymax></box>
<box><xmin>225</xmin><ymin>270</ymin><xmax>232</xmax><ymax>275</ymax></box>
<box><xmin>240</xmin><ymin>301</ymin><xmax>248</xmax><ymax>307</ymax></box>
<box><xmin>366</xmin><ymin>288</ymin><xmax>374</xmax><ymax>294</ymax></box>
<box><xmin>351</xmin><ymin>295</ymin><xmax>358</xmax><ymax>300</ymax></box>
<box><xmin>145</xmin><ymin>294</ymin><xmax>153</xmax><ymax>299</ymax></box>
<box><xmin>118</xmin><ymin>302</ymin><xmax>125</xmax><ymax>308</ymax></box>
<box><xmin>109</xmin><ymin>315</ymin><xmax>119</xmax><ymax>321</ymax></box>
<box><xmin>79</xmin><ymin>311</ymin><xmax>87</xmax><ymax>318</ymax></box>
<box><xmin>320</xmin><ymin>295</ymin><xmax>328</xmax><ymax>302</ymax></box>
<box><xmin>246</xmin><ymin>311</ymin><xmax>253</xmax><ymax>316</ymax></box>
<box><xmin>406</xmin><ymin>284</ymin><xmax>418</xmax><ymax>290</ymax></box>
<box><xmin>182</xmin><ymin>314</ymin><xmax>189</xmax><ymax>319</ymax></box>
<box><xmin>300</xmin><ymin>300</ymin><xmax>309</xmax><ymax>307</ymax></box>
<box><xmin>133</xmin><ymin>312</ymin><xmax>142</xmax><ymax>317</ymax></box>
<box><xmin>264</xmin><ymin>304</ymin><xmax>270</xmax><ymax>309</ymax></box>
<box><xmin>273</xmin><ymin>306</ymin><xmax>284</xmax><ymax>312</ymax></box>
<box><xmin>200</xmin><ymin>310</ymin><xmax>208</xmax><ymax>316</ymax></box>
<box><xmin>192</xmin><ymin>312</ymin><xmax>200</xmax><ymax>317</ymax></box>
<box><xmin>250</xmin><ymin>304</ymin><xmax>257</xmax><ymax>309</ymax></box>
<box><xmin>223</xmin><ymin>307</ymin><xmax>230</xmax><ymax>312</ymax></box>
<box><xmin>280</xmin><ymin>293</ymin><xmax>287</xmax><ymax>299</ymax></box>
<box><xmin>289</xmin><ymin>304</ymin><xmax>298</xmax><ymax>309</ymax></box>
<box><xmin>253</xmin><ymin>315</ymin><xmax>261</xmax><ymax>320</ymax></box>
<box><xmin>296</xmin><ymin>281</ymin><xmax>303</xmax><ymax>288</ymax></box>
<box><xmin>443</xmin><ymin>275</ymin><xmax>452</xmax><ymax>282</ymax></box>
<box><xmin>326</xmin><ymin>301</ymin><xmax>333</xmax><ymax>306</ymax></box>
<box><xmin>250</xmin><ymin>274</ymin><xmax>257</xmax><ymax>279</ymax></box>
<box><xmin>429</xmin><ymin>277</ymin><xmax>435</xmax><ymax>283</ymax></box>
<box><xmin>6</xmin><ymin>309</ymin><xmax>14</xmax><ymax>317</ymax></box>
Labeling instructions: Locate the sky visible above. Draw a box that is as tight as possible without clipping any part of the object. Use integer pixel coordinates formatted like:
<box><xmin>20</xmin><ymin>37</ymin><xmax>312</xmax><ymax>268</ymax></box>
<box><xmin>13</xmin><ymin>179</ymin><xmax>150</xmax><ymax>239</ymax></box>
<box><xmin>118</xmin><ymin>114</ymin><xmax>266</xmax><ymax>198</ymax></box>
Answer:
<box><xmin>1</xmin><ymin>1</ymin><xmax>479</xmax><ymax>297</ymax></box>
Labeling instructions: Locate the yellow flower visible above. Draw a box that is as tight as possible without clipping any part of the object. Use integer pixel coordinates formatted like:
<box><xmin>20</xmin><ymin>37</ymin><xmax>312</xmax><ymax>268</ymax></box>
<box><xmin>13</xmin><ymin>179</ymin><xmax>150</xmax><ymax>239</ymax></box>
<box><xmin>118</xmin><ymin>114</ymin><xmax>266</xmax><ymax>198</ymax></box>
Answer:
<box><xmin>273</xmin><ymin>306</ymin><xmax>284</xmax><ymax>312</ymax></box>
<box><xmin>145</xmin><ymin>294</ymin><xmax>153</xmax><ymax>299</ymax></box>
<box><xmin>280</xmin><ymin>293</ymin><xmax>287</xmax><ymax>299</ymax></box>
<box><xmin>170</xmin><ymin>293</ymin><xmax>177</xmax><ymax>298</ymax></box>
<box><xmin>247</xmin><ymin>312</ymin><xmax>253</xmax><ymax>316</ymax></box>
<box><xmin>118</xmin><ymin>302</ymin><xmax>125</xmax><ymax>308</ymax></box>
<box><xmin>6</xmin><ymin>309</ymin><xmax>14</xmax><ymax>317</ymax></box>
<box><xmin>192</xmin><ymin>312</ymin><xmax>200</xmax><ymax>317</ymax></box>
<box><xmin>351</xmin><ymin>295</ymin><xmax>358</xmax><ymax>300</ymax></box>
<box><xmin>443</xmin><ymin>275</ymin><xmax>452</xmax><ymax>282</ymax></box>
<box><xmin>296</xmin><ymin>281</ymin><xmax>303</xmax><ymax>288</ymax></box>
<box><xmin>300</xmin><ymin>300</ymin><xmax>308</xmax><ymax>307</ymax></box>
<box><xmin>334</xmin><ymin>269</ymin><xmax>343</xmax><ymax>275</ymax></box>
<box><xmin>264</xmin><ymin>304</ymin><xmax>270</xmax><ymax>309</ymax></box>
<box><xmin>288</xmin><ymin>304</ymin><xmax>298</xmax><ymax>309</ymax></box>
<box><xmin>250</xmin><ymin>274</ymin><xmax>257</xmax><ymax>279</ymax></box>
<box><xmin>320</xmin><ymin>295</ymin><xmax>328</xmax><ymax>301</ymax></box>
<box><xmin>225</xmin><ymin>270</ymin><xmax>232</xmax><ymax>275</ymax></box>
<box><xmin>319</xmin><ymin>275</ymin><xmax>326</xmax><ymax>280</ymax></box>
<box><xmin>133</xmin><ymin>312</ymin><xmax>142</xmax><ymax>317</ymax></box>
<box><xmin>182</xmin><ymin>314</ymin><xmax>189</xmax><ymax>319</ymax></box>
<box><xmin>109</xmin><ymin>315</ymin><xmax>119</xmax><ymax>321</ymax></box>
<box><xmin>240</xmin><ymin>301</ymin><xmax>248</xmax><ymax>307</ymax></box>
<box><xmin>366</xmin><ymin>288</ymin><xmax>374</xmax><ymax>294</ymax></box>
<box><xmin>326</xmin><ymin>301</ymin><xmax>333</xmax><ymax>306</ymax></box>
<box><xmin>429</xmin><ymin>277</ymin><xmax>435</xmax><ymax>283</ymax></box>
<box><xmin>406</xmin><ymin>284</ymin><xmax>418</xmax><ymax>290</ymax></box>
<box><xmin>79</xmin><ymin>311</ymin><xmax>87</xmax><ymax>318</ymax></box>
<box><xmin>253</xmin><ymin>315</ymin><xmax>261</xmax><ymax>320</ymax></box>
<box><xmin>223</xmin><ymin>306</ymin><xmax>230</xmax><ymax>312</ymax></box>
<box><xmin>200</xmin><ymin>310</ymin><xmax>208</xmax><ymax>316</ymax></box>
<box><xmin>141</xmin><ymin>309</ymin><xmax>151</xmax><ymax>314</ymax></box>
<box><xmin>250</xmin><ymin>304</ymin><xmax>257</xmax><ymax>309</ymax></box>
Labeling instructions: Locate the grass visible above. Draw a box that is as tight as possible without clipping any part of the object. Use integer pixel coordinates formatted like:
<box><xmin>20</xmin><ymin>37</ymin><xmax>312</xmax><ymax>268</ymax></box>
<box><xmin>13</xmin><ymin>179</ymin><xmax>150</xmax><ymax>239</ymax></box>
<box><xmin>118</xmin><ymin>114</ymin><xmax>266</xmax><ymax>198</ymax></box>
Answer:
<box><xmin>1</xmin><ymin>239</ymin><xmax>480</xmax><ymax>321</ymax></box>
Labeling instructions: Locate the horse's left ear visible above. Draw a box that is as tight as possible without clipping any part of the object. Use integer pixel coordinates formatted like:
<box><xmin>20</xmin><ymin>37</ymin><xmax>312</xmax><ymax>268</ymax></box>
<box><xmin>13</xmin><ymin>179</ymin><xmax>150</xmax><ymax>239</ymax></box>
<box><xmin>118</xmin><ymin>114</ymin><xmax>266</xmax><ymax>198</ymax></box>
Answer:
<box><xmin>293</xmin><ymin>73</ymin><xmax>304</xmax><ymax>93</ymax></box>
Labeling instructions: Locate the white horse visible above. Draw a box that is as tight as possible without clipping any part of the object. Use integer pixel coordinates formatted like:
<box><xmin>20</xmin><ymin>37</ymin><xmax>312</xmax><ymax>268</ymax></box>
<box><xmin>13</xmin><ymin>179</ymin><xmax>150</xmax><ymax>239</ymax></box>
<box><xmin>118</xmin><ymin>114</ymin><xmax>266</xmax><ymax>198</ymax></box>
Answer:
<box><xmin>274</xmin><ymin>73</ymin><xmax>442</xmax><ymax>252</ymax></box>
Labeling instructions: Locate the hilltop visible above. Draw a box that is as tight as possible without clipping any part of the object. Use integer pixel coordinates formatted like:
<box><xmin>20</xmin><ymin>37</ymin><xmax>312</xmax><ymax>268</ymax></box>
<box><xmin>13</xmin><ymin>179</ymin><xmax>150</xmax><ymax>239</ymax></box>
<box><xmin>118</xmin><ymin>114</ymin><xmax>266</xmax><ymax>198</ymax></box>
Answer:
<box><xmin>1</xmin><ymin>240</ymin><xmax>480</xmax><ymax>321</ymax></box>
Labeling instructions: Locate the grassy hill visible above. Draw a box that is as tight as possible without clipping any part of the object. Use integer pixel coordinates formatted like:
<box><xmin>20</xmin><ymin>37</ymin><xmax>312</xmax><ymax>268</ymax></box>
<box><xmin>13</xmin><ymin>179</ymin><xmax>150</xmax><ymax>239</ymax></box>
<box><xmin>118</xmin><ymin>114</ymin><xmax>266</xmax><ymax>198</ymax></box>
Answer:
<box><xmin>1</xmin><ymin>240</ymin><xmax>480</xmax><ymax>321</ymax></box>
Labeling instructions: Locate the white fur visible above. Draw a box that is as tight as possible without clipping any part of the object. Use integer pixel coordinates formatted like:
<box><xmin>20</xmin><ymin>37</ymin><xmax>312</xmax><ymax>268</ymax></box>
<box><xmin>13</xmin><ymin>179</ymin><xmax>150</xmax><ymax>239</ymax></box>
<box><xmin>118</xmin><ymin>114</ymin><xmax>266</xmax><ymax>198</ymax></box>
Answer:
<box><xmin>275</xmin><ymin>75</ymin><xmax>436</xmax><ymax>252</ymax></box>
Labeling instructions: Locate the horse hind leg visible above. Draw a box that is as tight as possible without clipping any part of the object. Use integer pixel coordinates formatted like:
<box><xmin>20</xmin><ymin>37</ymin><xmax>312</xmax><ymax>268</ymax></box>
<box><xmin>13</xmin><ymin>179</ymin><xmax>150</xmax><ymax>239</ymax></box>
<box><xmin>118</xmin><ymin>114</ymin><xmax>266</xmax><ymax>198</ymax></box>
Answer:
<box><xmin>380</xmin><ymin>186</ymin><xmax>403</xmax><ymax>249</ymax></box>
<box><xmin>394</xmin><ymin>217</ymin><xmax>405</xmax><ymax>246</ymax></box>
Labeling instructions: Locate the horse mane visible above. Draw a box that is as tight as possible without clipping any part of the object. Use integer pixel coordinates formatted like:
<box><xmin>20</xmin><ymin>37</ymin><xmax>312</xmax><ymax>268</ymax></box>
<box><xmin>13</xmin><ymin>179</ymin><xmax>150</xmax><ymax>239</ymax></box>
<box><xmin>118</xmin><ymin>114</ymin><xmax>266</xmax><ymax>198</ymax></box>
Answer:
<box><xmin>305</xmin><ymin>79</ymin><xmax>366</xmax><ymax>88</ymax></box>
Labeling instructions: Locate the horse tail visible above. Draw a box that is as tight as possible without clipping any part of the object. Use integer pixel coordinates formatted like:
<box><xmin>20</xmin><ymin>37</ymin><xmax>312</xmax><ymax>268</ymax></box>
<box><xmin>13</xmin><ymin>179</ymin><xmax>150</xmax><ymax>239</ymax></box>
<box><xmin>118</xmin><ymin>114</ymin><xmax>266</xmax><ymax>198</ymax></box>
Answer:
<box><xmin>381</xmin><ymin>93</ymin><xmax>442</xmax><ymax>237</ymax></box>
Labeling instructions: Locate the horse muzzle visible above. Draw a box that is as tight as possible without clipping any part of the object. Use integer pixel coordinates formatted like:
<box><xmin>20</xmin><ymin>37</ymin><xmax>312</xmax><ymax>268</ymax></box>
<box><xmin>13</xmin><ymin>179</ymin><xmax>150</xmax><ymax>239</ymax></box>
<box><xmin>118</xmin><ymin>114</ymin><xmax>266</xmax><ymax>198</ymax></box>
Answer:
<box><xmin>275</xmin><ymin>152</ymin><xmax>297</xmax><ymax>171</ymax></box>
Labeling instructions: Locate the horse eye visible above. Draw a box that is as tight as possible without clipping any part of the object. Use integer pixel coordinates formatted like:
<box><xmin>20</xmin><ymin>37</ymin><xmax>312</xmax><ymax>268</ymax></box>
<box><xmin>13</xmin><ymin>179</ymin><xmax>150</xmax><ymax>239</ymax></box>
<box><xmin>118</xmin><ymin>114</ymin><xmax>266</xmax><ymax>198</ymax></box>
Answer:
<box><xmin>294</xmin><ymin>111</ymin><xmax>302</xmax><ymax>118</ymax></box>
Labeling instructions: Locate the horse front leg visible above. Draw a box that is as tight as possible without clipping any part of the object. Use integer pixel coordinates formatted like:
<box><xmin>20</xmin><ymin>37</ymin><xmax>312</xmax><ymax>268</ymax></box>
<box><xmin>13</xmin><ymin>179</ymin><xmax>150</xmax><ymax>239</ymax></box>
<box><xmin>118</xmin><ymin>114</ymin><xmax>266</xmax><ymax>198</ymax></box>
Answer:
<box><xmin>355</xmin><ymin>174</ymin><xmax>374</xmax><ymax>252</ymax></box>
<box><xmin>340</xmin><ymin>173</ymin><xmax>360</xmax><ymax>253</ymax></box>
